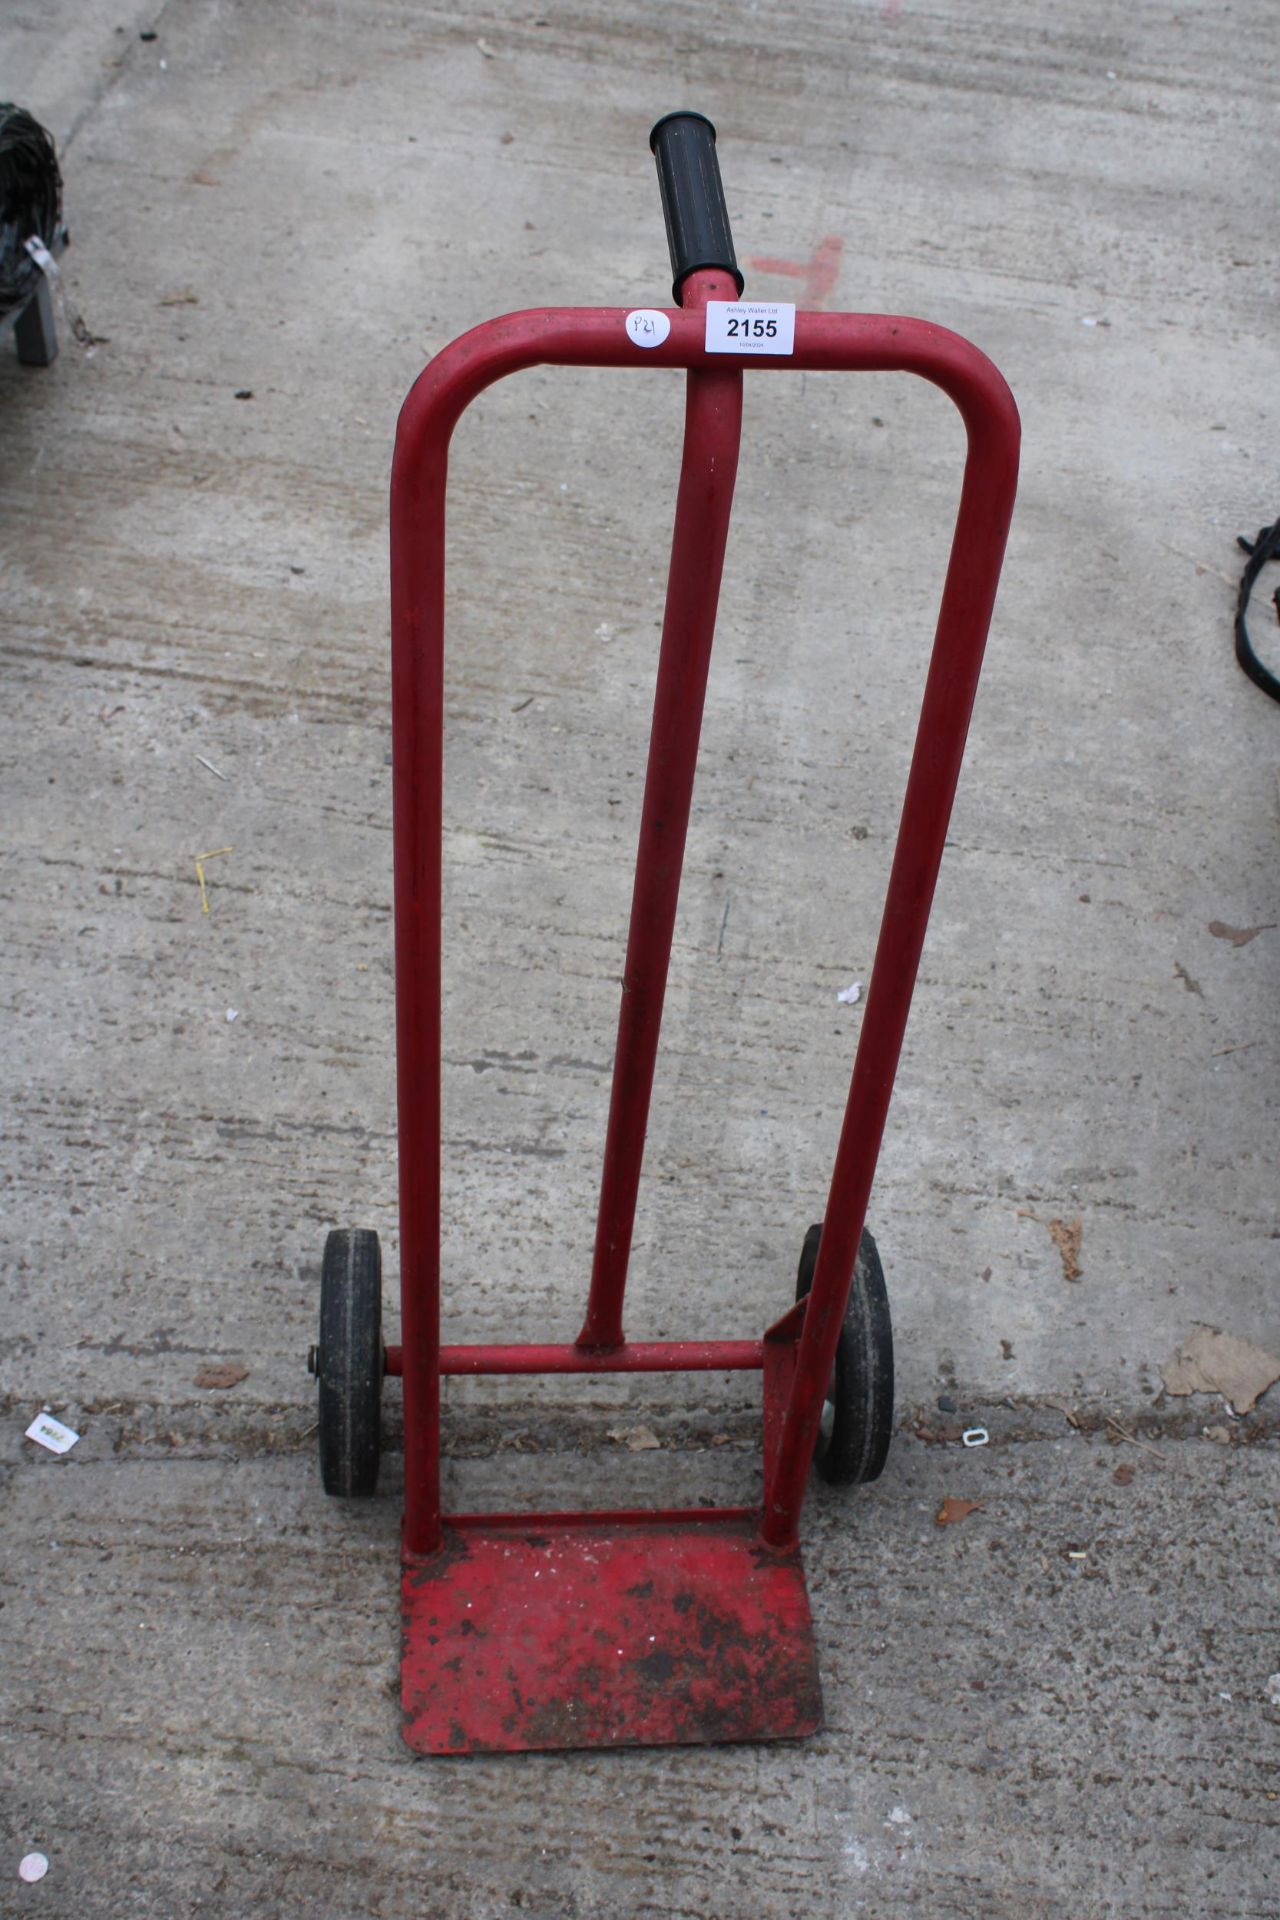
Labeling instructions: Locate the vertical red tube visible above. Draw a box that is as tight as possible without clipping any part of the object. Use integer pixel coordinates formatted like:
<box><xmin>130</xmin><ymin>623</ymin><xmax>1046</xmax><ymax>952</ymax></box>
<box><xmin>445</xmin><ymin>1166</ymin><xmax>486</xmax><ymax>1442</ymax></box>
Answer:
<box><xmin>390</xmin><ymin>429</ymin><xmax>448</xmax><ymax>1557</ymax></box>
<box><xmin>576</xmin><ymin>271</ymin><xmax>743</xmax><ymax>1350</ymax></box>
<box><xmin>760</xmin><ymin>393</ymin><xmax>1019</xmax><ymax>1547</ymax></box>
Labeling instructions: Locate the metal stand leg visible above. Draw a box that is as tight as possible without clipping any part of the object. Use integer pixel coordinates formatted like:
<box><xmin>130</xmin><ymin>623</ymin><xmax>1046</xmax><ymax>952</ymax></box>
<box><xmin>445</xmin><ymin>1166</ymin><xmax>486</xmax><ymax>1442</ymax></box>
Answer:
<box><xmin>14</xmin><ymin>278</ymin><xmax>58</xmax><ymax>366</ymax></box>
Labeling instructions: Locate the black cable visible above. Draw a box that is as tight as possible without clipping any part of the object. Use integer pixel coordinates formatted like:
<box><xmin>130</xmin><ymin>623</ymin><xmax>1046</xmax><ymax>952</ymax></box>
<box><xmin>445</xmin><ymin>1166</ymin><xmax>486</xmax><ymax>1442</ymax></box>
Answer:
<box><xmin>1234</xmin><ymin>520</ymin><xmax>1280</xmax><ymax>706</ymax></box>
<box><xmin>0</xmin><ymin>104</ymin><xmax>63</xmax><ymax>319</ymax></box>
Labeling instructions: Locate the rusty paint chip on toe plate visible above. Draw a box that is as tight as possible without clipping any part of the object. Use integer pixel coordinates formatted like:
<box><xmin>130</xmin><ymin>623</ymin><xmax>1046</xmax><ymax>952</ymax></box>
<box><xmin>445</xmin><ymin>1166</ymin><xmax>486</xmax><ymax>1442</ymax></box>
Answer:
<box><xmin>400</xmin><ymin>1514</ymin><xmax>823</xmax><ymax>1754</ymax></box>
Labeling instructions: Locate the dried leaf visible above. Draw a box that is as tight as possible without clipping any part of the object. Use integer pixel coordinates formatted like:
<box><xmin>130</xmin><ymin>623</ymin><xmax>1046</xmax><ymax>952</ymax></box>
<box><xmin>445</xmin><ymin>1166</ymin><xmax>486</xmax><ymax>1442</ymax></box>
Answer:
<box><xmin>1112</xmin><ymin>1463</ymin><xmax>1135</xmax><ymax>1486</ymax></box>
<box><xmin>1048</xmin><ymin>1217</ymin><xmax>1083</xmax><ymax>1282</ymax></box>
<box><xmin>194</xmin><ymin>1362</ymin><xmax>249</xmax><ymax>1390</ymax></box>
<box><xmin>1173</xmin><ymin>960</ymin><xmax>1203</xmax><ymax>996</ymax></box>
<box><xmin>191</xmin><ymin>170</ymin><xmax>221</xmax><ymax>187</ymax></box>
<box><xmin>1018</xmin><ymin>1210</ymin><xmax>1083</xmax><ymax>1281</ymax></box>
<box><xmin>1208</xmin><ymin>919</ymin><xmax>1275</xmax><ymax>948</ymax></box>
<box><xmin>936</xmin><ymin>1496</ymin><xmax>983</xmax><ymax>1527</ymax></box>
<box><xmin>1162</xmin><ymin>1325</ymin><xmax>1280</xmax><ymax>1415</ymax></box>
<box><xmin>607</xmin><ymin>1425</ymin><xmax>660</xmax><ymax>1452</ymax></box>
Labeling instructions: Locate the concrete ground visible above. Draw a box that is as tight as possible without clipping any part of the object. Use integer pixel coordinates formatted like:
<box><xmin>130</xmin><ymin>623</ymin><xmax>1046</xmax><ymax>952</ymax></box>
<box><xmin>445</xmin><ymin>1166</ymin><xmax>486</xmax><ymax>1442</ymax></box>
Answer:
<box><xmin>2</xmin><ymin>1</ymin><xmax>1277</xmax><ymax>1914</ymax></box>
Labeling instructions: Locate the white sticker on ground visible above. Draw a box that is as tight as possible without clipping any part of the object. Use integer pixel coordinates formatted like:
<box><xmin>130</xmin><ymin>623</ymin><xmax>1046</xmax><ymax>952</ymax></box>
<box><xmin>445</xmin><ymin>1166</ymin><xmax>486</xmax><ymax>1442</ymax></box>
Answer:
<box><xmin>25</xmin><ymin>1413</ymin><xmax>79</xmax><ymax>1455</ymax></box>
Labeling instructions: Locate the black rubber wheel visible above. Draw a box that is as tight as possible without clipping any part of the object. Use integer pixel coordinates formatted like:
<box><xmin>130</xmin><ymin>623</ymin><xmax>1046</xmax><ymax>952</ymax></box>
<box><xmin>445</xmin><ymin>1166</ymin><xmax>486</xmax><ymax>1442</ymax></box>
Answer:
<box><xmin>316</xmin><ymin>1228</ymin><xmax>383</xmax><ymax>1497</ymax></box>
<box><xmin>795</xmin><ymin>1220</ymin><xmax>894</xmax><ymax>1485</ymax></box>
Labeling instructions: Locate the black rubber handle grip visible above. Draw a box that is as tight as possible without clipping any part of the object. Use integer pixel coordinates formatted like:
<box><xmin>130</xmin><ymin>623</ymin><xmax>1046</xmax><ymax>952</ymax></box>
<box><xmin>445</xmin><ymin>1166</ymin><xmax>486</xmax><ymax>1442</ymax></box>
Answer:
<box><xmin>650</xmin><ymin>111</ymin><xmax>743</xmax><ymax>305</ymax></box>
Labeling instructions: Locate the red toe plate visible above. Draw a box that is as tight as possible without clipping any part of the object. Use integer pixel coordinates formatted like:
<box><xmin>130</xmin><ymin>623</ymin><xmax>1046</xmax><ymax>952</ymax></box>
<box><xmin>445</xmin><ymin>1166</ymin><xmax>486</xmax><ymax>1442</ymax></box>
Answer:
<box><xmin>401</xmin><ymin>1513</ymin><xmax>823</xmax><ymax>1754</ymax></box>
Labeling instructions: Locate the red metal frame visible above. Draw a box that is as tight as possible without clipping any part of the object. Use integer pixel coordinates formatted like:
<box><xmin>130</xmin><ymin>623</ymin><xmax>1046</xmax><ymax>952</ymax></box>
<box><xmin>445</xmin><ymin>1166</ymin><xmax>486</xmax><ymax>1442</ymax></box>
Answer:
<box><xmin>389</xmin><ymin>268</ymin><xmax>1018</xmax><ymax>1751</ymax></box>
<box><xmin>384</xmin><ymin>1340</ymin><xmax>764</xmax><ymax>1376</ymax></box>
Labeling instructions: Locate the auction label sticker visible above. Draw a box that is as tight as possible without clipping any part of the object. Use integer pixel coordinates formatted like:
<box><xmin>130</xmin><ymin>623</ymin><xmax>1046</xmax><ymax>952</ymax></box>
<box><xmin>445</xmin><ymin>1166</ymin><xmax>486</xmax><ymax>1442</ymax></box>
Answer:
<box><xmin>625</xmin><ymin>309</ymin><xmax>671</xmax><ymax>349</ymax></box>
<box><xmin>705</xmin><ymin>301</ymin><xmax>796</xmax><ymax>355</ymax></box>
